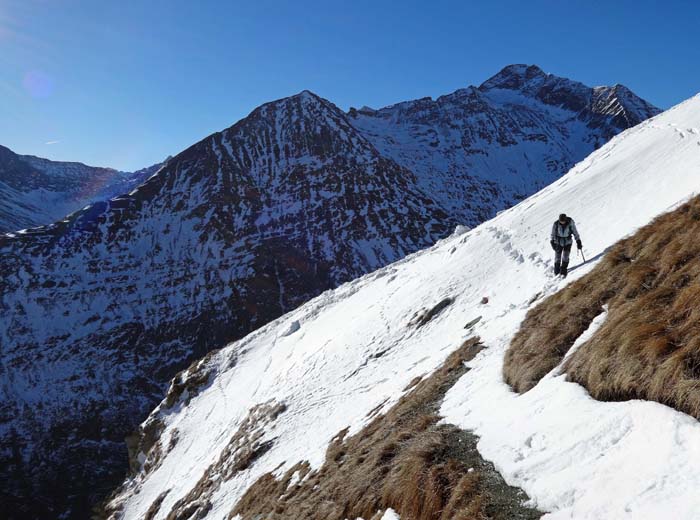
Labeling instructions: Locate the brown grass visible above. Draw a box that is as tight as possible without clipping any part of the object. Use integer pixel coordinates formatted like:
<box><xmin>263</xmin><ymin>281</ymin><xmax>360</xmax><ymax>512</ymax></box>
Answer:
<box><xmin>164</xmin><ymin>400</ymin><xmax>286</xmax><ymax>520</ymax></box>
<box><xmin>100</xmin><ymin>401</ymin><xmax>286</xmax><ymax>520</ymax></box>
<box><xmin>230</xmin><ymin>337</ymin><xmax>541</xmax><ymax>520</ymax></box>
<box><xmin>143</xmin><ymin>491</ymin><xmax>170</xmax><ymax>520</ymax></box>
<box><xmin>504</xmin><ymin>195</ymin><xmax>700</xmax><ymax>418</ymax></box>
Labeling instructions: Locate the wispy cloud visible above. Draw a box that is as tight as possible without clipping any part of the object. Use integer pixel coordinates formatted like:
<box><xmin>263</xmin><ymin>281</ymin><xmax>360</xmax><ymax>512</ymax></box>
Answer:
<box><xmin>45</xmin><ymin>140</ymin><xmax>60</xmax><ymax>145</ymax></box>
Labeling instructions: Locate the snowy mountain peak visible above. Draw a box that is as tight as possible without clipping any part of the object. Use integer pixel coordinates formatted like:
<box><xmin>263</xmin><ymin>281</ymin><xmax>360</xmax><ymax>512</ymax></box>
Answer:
<box><xmin>477</xmin><ymin>63</ymin><xmax>662</xmax><ymax>129</ymax></box>
<box><xmin>478</xmin><ymin>63</ymin><xmax>548</xmax><ymax>91</ymax></box>
<box><xmin>296</xmin><ymin>88</ymin><xmax>322</xmax><ymax>100</ymax></box>
<box><xmin>255</xmin><ymin>89</ymin><xmax>334</xmax><ymax>116</ymax></box>
<box><xmin>348</xmin><ymin>66</ymin><xmax>659</xmax><ymax>224</ymax></box>
<box><xmin>481</xmin><ymin>64</ymin><xmax>593</xmax><ymax>112</ymax></box>
<box><xmin>223</xmin><ymin>90</ymin><xmax>368</xmax><ymax>159</ymax></box>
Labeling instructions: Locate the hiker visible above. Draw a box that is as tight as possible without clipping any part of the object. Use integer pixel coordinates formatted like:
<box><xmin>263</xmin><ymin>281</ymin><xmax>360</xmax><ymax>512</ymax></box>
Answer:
<box><xmin>550</xmin><ymin>213</ymin><xmax>582</xmax><ymax>277</ymax></box>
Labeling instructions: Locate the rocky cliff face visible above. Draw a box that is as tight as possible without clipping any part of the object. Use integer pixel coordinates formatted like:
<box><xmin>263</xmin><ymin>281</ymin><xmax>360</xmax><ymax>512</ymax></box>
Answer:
<box><xmin>0</xmin><ymin>66</ymin><xmax>659</xmax><ymax>518</ymax></box>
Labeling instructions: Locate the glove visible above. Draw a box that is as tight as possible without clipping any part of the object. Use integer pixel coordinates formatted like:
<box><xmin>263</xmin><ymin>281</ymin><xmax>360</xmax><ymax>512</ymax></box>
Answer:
<box><xmin>550</xmin><ymin>240</ymin><xmax>557</xmax><ymax>251</ymax></box>
<box><xmin>576</xmin><ymin>239</ymin><xmax>583</xmax><ymax>250</ymax></box>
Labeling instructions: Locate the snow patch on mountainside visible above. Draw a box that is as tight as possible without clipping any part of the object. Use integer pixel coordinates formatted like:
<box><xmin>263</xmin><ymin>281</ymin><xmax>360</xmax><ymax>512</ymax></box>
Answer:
<box><xmin>109</xmin><ymin>95</ymin><xmax>700</xmax><ymax>519</ymax></box>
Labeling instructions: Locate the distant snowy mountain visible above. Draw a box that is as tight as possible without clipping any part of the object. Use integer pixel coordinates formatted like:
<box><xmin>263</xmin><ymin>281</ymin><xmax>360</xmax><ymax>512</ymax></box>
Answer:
<box><xmin>350</xmin><ymin>64</ymin><xmax>660</xmax><ymax>221</ymax></box>
<box><xmin>0</xmin><ymin>65</ymin><xmax>659</xmax><ymax>518</ymax></box>
<box><xmin>106</xmin><ymin>95</ymin><xmax>700</xmax><ymax>520</ymax></box>
<box><xmin>0</xmin><ymin>144</ymin><xmax>163</xmax><ymax>233</ymax></box>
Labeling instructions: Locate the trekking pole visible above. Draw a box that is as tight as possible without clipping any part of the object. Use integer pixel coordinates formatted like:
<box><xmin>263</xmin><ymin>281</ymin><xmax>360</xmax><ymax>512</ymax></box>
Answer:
<box><xmin>578</xmin><ymin>248</ymin><xmax>586</xmax><ymax>263</ymax></box>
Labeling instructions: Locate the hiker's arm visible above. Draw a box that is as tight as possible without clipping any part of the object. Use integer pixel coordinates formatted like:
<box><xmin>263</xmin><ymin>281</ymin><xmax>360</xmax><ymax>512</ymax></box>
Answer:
<box><xmin>572</xmin><ymin>221</ymin><xmax>582</xmax><ymax>248</ymax></box>
<box><xmin>571</xmin><ymin>221</ymin><xmax>581</xmax><ymax>241</ymax></box>
<box><xmin>550</xmin><ymin>222</ymin><xmax>558</xmax><ymax>250</ymax></box>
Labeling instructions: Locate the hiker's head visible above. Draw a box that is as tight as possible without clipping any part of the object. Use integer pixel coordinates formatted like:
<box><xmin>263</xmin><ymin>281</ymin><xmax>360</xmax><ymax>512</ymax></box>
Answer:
<box><xmin>558</xmin><ymin>213</ymin><xmax>567</xmax><ymax>223</ymax></box>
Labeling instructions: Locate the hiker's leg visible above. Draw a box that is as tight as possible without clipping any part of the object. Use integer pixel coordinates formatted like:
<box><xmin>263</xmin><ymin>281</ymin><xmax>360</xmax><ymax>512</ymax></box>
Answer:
<box><xmin>554</xmin><ymin>246</ymin><xmax>562</xmax><ymax>274</ymax></box>
<box><xmin>561</xmin><ymin>245</ymin><xmax>572</xmax><ymax>275</ymax></box>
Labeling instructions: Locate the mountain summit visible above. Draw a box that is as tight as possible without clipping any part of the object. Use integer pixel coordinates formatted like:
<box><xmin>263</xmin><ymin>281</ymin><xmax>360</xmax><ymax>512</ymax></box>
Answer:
<box><xmin>479</xmin><ymin>63</ymin><xmax>659</xmax><ymax>129</ymax></box>
<box><xmin>349</xmin><ymin>65</ymin><xmax>659</xmax><ymax>221</ymax></box>
<box><xmin>0</xmin><ymin>65</ymin><xmax>660</xmax><ymax>517</ymax></box>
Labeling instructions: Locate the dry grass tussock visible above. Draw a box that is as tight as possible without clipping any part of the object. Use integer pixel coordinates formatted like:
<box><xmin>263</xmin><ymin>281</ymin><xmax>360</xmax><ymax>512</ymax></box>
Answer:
<box><xmin>231</xmin><ymin>337</ymin><xmax>541</xmax><ymax>520</ymax></box>
<box><xmin>504</xmin><ymin>195</ymin><xmax>700</xmax><ymax>418</ymax></box>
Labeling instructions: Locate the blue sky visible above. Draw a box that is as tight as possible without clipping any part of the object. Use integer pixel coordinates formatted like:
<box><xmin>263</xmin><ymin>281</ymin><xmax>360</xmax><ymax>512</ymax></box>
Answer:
<box><xmin>2</xmin><ymin>0</ymin><xmax>699</xmax><ymax>171</ymax></box>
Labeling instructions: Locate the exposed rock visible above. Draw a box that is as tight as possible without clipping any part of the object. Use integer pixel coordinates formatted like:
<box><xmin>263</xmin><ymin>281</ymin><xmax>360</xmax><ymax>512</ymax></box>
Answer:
<box><xmin>410</xmin><ymin>297</ymin><xmax>456</xmax><ymax>328</ymax></box>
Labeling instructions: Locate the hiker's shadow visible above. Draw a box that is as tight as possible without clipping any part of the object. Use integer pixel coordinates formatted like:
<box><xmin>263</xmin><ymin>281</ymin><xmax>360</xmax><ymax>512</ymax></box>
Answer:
<box><xmin>569</xmin><ymin>247</ymin><xmax>610</xmax><ymax>273</ymax></box>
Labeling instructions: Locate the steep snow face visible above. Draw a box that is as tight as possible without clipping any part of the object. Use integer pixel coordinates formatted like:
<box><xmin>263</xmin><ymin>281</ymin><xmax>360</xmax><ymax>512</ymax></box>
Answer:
<box><xmin>0</xmin><ymin>92</ymin><xmax>450</xmax><ymax>518</ymax></box>
<box><xmin>350</xmin><ymin>64</ymin><xmax>660</xmax><ymax>222</ymax></box>
<box><xmin>109</xmin><ymin>95</ymin><xmax>700</xmax><ymax>519</ymax></box>
<box><xmin>0</xmin><ymin>144</ymin><xmax>162</xmax><ymax>233</ymax></box>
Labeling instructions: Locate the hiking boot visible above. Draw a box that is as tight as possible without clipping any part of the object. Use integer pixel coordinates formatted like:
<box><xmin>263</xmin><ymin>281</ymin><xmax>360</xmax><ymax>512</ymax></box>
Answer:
<box><xmin>561</xmin><ymin>262</ymin><xmax>569</xmax><ymax>277</ymax></box>
<box><xmin>554</xmin><ymin>262</ymin><xmax>561</xmax><ymax>275</ymax></box>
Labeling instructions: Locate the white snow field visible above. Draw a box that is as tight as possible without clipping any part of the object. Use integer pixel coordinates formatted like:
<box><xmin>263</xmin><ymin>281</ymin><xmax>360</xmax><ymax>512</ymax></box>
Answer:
<box><xmin>111</xmin><ymin>94</ymin><xmax>700</xmax><ymax>519</ymax></box>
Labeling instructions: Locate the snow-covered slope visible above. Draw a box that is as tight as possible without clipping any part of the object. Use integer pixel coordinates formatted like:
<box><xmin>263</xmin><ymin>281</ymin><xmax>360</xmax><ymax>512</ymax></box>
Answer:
<box><xmin>0</xmin><ymin>144</ymin><xmax>163</xmax><ymax>233</ymax></box>
<box><xmin>108</xmin><ymin>95</ymin><xmax>700</xmax><ymax>519</ymax></box>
